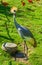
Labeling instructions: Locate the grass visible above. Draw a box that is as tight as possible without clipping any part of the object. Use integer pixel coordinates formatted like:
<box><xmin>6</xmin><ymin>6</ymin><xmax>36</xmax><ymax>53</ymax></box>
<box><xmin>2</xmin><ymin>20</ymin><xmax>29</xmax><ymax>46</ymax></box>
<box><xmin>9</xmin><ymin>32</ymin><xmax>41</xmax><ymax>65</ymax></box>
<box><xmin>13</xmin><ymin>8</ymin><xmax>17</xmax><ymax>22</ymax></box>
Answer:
<box><xmin>0</xmin><ymin>0</ymin><xmax>42</xmax><ymax>65</ymax></box>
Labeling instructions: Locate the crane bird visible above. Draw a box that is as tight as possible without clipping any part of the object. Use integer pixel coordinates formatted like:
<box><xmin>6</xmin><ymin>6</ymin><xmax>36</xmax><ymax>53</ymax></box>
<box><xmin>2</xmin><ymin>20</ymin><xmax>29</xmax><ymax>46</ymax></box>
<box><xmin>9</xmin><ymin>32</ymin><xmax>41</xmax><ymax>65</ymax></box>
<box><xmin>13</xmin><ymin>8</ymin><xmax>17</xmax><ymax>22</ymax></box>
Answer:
<box><xmin>10</xmin><ymin>7</ymin><xmax>37</xmax><ymax>59</ymax></box>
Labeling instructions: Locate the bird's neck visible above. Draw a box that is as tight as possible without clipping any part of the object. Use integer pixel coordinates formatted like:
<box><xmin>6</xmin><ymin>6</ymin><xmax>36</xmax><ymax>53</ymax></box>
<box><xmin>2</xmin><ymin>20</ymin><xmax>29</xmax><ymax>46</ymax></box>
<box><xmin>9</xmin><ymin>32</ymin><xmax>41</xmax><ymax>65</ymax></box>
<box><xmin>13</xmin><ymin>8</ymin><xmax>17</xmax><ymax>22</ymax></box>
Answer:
<box><xmin>13</xmin><ymin>14</ymin><xmax>19</xmax><ymax>29</ymax></box>
<box><xmin>13</xmin><ymin>13</ymin><xmax>16</xmax><ymax>22</ymax></box>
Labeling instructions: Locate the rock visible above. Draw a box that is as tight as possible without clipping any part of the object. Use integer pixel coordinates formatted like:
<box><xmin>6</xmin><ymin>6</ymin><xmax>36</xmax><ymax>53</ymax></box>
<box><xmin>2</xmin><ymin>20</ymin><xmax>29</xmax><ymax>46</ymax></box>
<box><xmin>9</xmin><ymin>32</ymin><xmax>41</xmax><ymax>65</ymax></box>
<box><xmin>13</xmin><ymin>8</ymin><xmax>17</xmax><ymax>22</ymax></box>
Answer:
<box><xmin>1</xmin><ymin>43</ymin><xmax>17</xmax><ymax>53</ymax></box>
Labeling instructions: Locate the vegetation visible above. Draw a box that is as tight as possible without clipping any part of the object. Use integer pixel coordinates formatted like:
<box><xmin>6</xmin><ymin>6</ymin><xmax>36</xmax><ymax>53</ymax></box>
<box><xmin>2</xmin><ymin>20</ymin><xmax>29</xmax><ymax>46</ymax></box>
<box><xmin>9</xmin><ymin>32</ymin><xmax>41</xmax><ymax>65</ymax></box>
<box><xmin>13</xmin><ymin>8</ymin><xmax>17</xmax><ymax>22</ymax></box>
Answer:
<box><xmin>0</xmin><ymin>0</ymin><xmax>42</xmax><ymax>65</ymax></box>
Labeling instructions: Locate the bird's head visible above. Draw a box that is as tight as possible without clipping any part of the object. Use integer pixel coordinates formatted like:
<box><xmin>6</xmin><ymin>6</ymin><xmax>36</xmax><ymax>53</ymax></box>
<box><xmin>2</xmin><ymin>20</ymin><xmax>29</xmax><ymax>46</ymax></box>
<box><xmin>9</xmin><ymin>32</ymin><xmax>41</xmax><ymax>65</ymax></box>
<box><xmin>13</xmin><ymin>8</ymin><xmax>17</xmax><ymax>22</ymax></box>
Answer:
<box><xmin>10</xmin><ymin>6</ymin><xmax>18</xmax><ymax>15</ymax></box>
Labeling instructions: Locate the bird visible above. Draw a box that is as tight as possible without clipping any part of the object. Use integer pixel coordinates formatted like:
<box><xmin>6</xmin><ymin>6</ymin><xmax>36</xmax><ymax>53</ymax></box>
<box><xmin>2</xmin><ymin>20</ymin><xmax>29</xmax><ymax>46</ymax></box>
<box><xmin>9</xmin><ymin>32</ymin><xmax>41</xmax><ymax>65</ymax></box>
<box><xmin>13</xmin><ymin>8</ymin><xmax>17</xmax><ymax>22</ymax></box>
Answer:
<box><xmin>10</xmin><ymin>6</ymin><xmax>37</xmax><ymax>59</ymax></box>
<box><xmin>28</xmin><ymin>0</ymin><xmax>33</xmax><ymax>3</ymax></box>
<box><xmin>1</xmin><ymin>0</ymin><xmax>9</xmax><ymax>6</ymax></box>
<box><xmin>21</xmin><ymin>0</ymin><xmax>25</xmax><ymax>6</ymax></box>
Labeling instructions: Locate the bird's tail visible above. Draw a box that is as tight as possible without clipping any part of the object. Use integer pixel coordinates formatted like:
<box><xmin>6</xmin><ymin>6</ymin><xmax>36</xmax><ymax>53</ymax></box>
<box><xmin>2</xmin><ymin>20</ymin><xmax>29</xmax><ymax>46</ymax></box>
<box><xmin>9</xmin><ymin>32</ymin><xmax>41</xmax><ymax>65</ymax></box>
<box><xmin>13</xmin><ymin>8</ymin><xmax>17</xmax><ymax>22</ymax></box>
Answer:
<box><xmin>29</xmin><ymin>37</ymin><xmax>37</xmax><ymax>47</ymax></box>
<box><xmin>32</xmin><ymin>37</ymin><xmax>37</xmax><ymax>47</ymax></box>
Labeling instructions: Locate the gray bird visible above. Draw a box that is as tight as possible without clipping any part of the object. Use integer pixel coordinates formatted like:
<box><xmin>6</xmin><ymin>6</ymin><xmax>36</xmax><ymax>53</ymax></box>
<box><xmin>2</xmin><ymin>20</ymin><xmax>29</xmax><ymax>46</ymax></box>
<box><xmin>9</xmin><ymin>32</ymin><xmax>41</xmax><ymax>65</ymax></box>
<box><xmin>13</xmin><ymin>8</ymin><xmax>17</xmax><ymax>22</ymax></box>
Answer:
<box><xmin>12</xmin><ymin>10</ymin><xmax>37</xmax><ymax>59</ymax></box>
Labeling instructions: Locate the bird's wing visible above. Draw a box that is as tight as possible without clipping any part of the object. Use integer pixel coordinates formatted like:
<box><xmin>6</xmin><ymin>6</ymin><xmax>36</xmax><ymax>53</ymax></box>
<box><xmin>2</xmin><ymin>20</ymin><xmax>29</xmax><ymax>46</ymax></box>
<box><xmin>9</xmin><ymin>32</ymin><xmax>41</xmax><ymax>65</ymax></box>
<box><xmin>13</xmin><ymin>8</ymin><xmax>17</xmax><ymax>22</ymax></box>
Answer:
<box><xmin>19</xmin><ymin>25</ymin><xmax>34</xmax><ymax>38</ymax></box>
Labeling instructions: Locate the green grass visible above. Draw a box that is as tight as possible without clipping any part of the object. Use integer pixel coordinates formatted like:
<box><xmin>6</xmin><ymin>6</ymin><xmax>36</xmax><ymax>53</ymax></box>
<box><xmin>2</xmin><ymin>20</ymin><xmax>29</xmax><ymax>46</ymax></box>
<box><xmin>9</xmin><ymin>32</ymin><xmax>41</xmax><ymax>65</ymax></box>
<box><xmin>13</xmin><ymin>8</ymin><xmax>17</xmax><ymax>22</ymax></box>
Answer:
<box><xmin>0</xmin><ymin>0</ymin><xmax>42</xmax><ymax>65</ymax></box>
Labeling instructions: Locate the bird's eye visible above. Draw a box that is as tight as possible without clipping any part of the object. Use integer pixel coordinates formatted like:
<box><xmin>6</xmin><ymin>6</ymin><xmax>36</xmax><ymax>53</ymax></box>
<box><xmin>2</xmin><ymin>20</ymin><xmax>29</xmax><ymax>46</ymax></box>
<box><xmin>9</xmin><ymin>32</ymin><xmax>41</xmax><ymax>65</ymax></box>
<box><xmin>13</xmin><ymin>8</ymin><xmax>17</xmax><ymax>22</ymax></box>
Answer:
<box><xmin>14</xmin><ymin>10</ymin><xmax>16</xmax><ymax>12</ymax></box>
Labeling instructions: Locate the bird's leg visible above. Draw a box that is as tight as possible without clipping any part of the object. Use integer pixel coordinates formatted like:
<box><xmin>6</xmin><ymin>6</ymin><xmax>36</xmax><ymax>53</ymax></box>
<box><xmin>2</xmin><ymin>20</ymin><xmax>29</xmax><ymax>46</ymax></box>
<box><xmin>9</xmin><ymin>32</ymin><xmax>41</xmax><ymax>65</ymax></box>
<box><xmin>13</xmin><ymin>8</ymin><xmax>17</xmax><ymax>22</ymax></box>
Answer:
<box><xmin>24</xmin><ymin>40</ymin><xmax>26</xmax><ymax>55</ymax></box>
<box><xmin>24</xmin><ymin>40</ymin><xmax>28</xmax><ymax>60</ymax></box>
<box><xmin>25</xmin><ymin>43</ymin><xmax>28</xmax><ymax>60</ymax></box>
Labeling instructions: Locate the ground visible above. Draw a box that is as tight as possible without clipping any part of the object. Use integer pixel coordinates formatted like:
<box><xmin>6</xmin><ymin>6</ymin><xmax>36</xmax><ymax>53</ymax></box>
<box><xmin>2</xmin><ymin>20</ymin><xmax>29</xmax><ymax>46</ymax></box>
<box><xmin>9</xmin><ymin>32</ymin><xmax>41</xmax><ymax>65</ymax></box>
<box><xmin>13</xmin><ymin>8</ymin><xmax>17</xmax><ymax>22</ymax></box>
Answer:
<box><xmin>0</xmin><ymin>0</ymin><xmax>42</xmax><ymax>65</ymax></box>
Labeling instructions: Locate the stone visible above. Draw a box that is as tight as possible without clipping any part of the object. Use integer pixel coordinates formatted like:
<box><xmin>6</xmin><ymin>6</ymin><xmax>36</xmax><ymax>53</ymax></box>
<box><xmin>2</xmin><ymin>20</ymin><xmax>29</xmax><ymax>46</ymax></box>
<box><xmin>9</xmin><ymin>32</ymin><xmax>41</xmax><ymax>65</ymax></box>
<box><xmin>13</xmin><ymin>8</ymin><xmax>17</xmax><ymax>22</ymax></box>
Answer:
<box><xmin>1</xmin><ymin>43</ymin><xmax>17</xmax><ymax>53</ymax></box>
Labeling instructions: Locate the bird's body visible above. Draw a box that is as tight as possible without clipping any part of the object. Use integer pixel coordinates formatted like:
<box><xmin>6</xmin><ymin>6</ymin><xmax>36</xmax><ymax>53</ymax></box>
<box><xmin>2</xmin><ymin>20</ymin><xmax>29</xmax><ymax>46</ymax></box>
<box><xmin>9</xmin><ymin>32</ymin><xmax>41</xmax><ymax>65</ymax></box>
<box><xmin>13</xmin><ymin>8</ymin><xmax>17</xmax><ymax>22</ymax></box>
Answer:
<box><xmin>13</xmin><ymin>14</ymin><xmax>37</xmax><ymax>47</ymax></box>
<box><xmin>1</xmin><ymin>0</ymin><xmax>8</xmax><ymax>6</ymax></box>
<box><xmin>14</xmin><ymin>18</ymin><xmax>33</xmax><ymax>39</ymax></box>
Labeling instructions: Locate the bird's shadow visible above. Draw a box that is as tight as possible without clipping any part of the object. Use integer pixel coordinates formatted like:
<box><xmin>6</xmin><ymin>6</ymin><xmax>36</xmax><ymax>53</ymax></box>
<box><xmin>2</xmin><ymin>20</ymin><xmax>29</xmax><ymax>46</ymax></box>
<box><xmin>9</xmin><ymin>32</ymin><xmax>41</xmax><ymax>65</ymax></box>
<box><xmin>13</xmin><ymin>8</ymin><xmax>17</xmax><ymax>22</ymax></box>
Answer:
<box><xmin>10</xmin><ymin>51</ymin><xmax>28</xmax><ymax>61</ymax></box>
<box><xmin>0</xmin><ymin>35</ymin><xmax>14</xmax><ymax>41</ymax></box>
<box><xmin>0</xmin><ymin>4</ymin><xmax>12</xmax><ymax>23</ymax></box>
<box><xmin>0</xmin><ymin>4</ymin><xmax>14</xmax><ymax>42</ymax></box>
<box><xmin>5</xmin><ymin>22</ymin><xmax>14</xmax><ymax>42</ymax></box>
<box><xmin>0</xmin><ymin>4</ymin><xmax>11</xmax><ymax>16</ymax></box>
